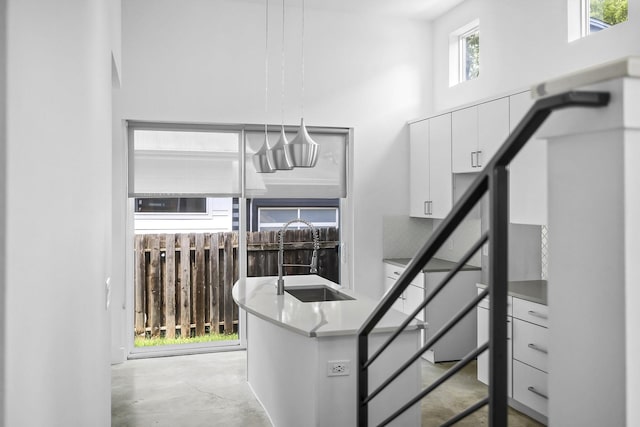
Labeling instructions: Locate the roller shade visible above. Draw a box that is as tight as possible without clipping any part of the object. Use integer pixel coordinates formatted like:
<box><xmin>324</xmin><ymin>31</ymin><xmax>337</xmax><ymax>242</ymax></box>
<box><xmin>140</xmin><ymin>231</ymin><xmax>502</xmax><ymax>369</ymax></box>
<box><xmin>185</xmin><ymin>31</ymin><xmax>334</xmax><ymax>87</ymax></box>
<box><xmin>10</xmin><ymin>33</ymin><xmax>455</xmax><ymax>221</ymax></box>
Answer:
<box><xmin>245</xmin><ymin>129</ymin><xmax>347</xmax><ymax>198</ymax></box>
<box><xmin>128</xmin><ymin>123</ymin><xmax>348</xmax><ymax>199</ymax></box>
<box><xmin>128</xmin><ymin>125</ymin><xmax>241</xmax><ymax>197</ymax></box>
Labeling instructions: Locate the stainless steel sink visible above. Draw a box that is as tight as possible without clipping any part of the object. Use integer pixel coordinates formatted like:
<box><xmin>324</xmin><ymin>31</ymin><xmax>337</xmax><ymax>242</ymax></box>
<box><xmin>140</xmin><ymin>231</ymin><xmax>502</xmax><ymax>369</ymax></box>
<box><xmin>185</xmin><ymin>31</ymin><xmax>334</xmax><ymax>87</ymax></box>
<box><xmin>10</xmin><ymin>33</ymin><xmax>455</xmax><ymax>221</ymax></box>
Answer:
<box><xmin>285</xmin><ymin>285</ymin><xmax>355</xmax><ymax>303</ymax></box>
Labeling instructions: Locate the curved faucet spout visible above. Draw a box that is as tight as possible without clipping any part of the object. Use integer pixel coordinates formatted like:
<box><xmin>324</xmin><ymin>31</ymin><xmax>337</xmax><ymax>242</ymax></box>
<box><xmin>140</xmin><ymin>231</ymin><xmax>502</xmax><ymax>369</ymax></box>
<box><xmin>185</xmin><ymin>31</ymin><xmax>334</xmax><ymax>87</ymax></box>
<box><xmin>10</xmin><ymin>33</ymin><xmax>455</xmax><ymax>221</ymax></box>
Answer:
<box><xmin>276</xmin><ymin>218</ymin><xmax>320</xmax><ymax>295</ymax></box>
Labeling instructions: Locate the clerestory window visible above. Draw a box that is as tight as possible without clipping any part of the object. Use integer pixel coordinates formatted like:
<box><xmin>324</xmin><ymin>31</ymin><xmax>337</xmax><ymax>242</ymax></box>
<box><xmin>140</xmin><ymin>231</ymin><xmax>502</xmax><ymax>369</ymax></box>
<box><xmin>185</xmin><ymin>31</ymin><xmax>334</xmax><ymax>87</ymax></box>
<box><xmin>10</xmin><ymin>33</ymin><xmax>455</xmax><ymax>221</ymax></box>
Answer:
<box><xmin>449</xmin><ymin>19</ymin><xmax>480</xmax><ymax>86</ymax></box>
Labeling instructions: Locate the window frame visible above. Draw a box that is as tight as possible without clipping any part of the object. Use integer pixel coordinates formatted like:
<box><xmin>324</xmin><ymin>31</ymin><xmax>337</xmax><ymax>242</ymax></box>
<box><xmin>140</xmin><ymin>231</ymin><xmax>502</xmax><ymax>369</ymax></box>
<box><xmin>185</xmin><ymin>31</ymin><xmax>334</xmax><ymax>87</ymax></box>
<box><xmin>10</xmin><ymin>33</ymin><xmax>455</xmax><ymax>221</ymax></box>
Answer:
<box><xmin>569</xmin><ymin>0</ymin><xmax>628</xmax><ymax>41</ymax></box>
<box><xmin>449</xmin><ymin>19</ymin><xmax>480</xmax><ymax>87</ymax></box>
<box><xmin>459</xmin><ymin>27</ymin><xmax>480</xmax><ymax>83</ymax></box>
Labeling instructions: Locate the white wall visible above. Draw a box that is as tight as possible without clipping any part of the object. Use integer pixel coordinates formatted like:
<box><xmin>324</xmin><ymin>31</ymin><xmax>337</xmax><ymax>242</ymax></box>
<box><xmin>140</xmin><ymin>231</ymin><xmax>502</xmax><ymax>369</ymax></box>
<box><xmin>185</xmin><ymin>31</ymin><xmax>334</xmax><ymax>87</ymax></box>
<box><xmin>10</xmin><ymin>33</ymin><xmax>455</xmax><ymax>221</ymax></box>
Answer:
<box><xmin>111</xmin><ymin>0</ymin><xmax>433</xmax><ymax>358</ymax></box>
<box><xmin>4</xmin><ymin>0</ymin><xmax>116</xmax><ymax>425</ymax></box>
<box><xmin>431</xmin><ymin>0</ymin><xmax>640</xmax><ymax>111</ymax></box>
<box><xmin>0</xmin><ymin>1</ymin><xmax>6</xmax><ymax>425</ymax></box>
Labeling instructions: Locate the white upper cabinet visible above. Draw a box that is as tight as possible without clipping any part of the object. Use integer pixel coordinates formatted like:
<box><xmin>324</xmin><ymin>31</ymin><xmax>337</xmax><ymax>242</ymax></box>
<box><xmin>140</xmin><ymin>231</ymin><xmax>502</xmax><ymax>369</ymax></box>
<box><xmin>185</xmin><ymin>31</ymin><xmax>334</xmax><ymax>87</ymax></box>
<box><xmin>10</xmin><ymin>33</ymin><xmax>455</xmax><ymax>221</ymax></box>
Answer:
<box><xmin>478</xmin><ymin>97</ymin><xmax>510</xmax><ymax>169</ymax></box>
<box><xmin>429</xmin><ymin>114</ymin><xmax>453</xmax><ymax>218</ymax></box>
<box><xmin>409</xmin><ymin>114</ymin><xmax>452</xmax><ymax>219</ymax></box>
<box><xmin>452</xmin><ymin>97</ymin><xmax>510</xmax><ymax>173</ymax></box>
<box><xmin>409</xmin><ymin>119</ymin><xmax>430</xmax><ymax>217</ymax></box>
<box><xmin>509</xmin><ymin>91</ymin><xmax>548</xmax><ymax>225</ymax></box>
<box><xmin>452</xmin><ymin>106</ymin><xmax>478</xmax><ymax>173</ymax></box>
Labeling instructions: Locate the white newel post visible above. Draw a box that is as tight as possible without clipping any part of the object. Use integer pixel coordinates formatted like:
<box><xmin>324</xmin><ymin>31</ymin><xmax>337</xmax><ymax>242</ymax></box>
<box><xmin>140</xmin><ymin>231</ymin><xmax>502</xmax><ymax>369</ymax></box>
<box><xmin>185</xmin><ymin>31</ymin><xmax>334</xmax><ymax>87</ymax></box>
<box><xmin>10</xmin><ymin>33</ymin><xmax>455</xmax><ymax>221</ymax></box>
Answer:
<box><xmin>535</xmin><ymin>57</ymin><xmax>640</xmax><ymax>427</ymax></box>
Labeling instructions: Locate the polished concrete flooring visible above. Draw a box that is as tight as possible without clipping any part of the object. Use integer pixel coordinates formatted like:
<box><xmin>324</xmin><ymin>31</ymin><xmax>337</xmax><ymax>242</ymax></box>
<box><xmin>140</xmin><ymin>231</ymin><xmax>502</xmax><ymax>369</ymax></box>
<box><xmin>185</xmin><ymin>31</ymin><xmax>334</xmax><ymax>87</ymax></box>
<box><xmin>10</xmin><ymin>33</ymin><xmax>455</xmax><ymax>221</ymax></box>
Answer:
<box><xmin>112</xmin><ymin>351</ymin><xmax>543</xmax><ymax>426</ymax></box>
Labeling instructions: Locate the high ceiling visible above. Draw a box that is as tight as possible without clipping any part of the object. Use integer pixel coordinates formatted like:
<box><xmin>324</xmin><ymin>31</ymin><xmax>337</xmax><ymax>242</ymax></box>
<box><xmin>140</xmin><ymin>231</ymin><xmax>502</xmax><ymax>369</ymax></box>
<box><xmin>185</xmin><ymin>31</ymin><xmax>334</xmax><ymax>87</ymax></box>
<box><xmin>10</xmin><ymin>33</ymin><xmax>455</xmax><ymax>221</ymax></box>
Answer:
<box><xmin>240</xmin><ymin>0</ymin><xmax>465</xmax><ymax>21</ymax></box>
<box><xmin>305</xmin><ymin>0</ymin><xmax>465</xmax><ymax>20</ymax></box>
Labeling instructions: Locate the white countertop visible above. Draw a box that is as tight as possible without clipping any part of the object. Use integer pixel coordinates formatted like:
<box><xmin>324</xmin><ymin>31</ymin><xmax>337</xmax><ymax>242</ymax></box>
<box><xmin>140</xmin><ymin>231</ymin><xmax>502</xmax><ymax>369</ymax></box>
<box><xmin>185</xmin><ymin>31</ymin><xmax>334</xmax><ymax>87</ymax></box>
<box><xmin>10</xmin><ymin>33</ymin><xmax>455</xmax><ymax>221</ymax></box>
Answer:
<box><xmin>232</xmin><ymin>275</ymin><xmax>422</xmax><ymax>338</ymax></box>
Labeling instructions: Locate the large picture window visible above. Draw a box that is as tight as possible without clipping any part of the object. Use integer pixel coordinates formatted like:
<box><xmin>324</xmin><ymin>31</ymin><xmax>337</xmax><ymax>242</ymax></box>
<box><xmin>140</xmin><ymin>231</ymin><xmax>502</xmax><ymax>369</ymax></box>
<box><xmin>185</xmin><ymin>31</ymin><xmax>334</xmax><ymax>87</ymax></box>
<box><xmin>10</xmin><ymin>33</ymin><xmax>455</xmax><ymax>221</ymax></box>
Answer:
<box><xmin>126</xmin><ymin>121</ymin><xmax>350</xmax><ymax>354</ymax></box>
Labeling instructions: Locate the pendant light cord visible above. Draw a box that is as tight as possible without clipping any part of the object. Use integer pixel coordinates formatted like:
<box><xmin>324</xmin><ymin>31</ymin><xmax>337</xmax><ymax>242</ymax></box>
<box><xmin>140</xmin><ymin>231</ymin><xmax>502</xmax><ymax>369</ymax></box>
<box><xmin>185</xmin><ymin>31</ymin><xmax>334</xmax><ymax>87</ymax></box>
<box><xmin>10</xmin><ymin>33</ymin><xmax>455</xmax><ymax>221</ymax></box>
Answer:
<box><xmin>281</xmin><ymin>0</ymin><xmax>285</xmax><ymax>127</ymax></box>
<box><xmin>265</xmin><ymin>0</ymin><xmax>269</xmax><ymax>137</ymax></box>
<box><xmin>301</xmin><ymin>0</ymin><xmax>305</xmax><ymax>119</ymax></box>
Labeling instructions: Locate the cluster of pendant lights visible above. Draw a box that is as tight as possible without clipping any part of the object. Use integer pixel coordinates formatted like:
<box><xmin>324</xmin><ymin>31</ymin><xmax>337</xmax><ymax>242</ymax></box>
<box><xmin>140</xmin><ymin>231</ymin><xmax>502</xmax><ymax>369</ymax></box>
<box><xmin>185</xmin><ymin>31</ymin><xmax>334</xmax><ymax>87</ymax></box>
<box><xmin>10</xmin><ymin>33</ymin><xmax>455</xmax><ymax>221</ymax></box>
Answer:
<box><xmin>253</xmin><ymin>0</ymin><xmax>318</xmax><ymax>173</ymax></box>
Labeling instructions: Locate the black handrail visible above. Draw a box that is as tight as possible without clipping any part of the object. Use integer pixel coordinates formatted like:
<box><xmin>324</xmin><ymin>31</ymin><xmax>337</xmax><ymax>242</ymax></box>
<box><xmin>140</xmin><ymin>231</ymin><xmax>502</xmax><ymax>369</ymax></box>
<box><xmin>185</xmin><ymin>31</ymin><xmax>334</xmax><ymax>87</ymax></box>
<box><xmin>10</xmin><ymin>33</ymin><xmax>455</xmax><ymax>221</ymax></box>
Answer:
<box><xmin>357</xmin><ymin>90</ymin><xmax>610</xmax><ymax>427</ymax></box>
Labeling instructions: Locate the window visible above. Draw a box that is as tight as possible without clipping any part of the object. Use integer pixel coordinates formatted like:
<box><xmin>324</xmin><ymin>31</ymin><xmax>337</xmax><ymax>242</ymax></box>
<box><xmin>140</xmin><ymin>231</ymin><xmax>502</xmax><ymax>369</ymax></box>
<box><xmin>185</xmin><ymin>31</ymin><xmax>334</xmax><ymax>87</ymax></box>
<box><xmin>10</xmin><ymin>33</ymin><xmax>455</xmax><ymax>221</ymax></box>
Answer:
<box><xmin>449</xmin><ymin>19</ymin><xmax>480</xmax><ymax>86</ymax></box>
<box><xmin>460</xmin><ymin>28</ymin><xmax>480</xmax><ymax>82</ymax></box>
<box><xmin>258</xmin><ymin>207</ymin><xmax>338</xmax><ymax>231</ymax></box>
<box><xmin>135</xmin><ymin>197</ymin><xmax>206</xmax><ymax>213</ymax></box>
<box><xmin>134</xmin><ymin>197</ymin><xmax>234</xmax><ymax>233</ymax></box>
<box><xmin>247</xmin><ymin>198</ymin><xmax>339</xmax><ymax>231</ymax></box>
<box><xmin>569</xmin><ymin>0</ymin><xmax>628</xmax><ymax>41</ymax></box>
<box><xmin>586</xmin><ymin>0</ymin><xmax>628</xmax><ymax>34</ymax></box>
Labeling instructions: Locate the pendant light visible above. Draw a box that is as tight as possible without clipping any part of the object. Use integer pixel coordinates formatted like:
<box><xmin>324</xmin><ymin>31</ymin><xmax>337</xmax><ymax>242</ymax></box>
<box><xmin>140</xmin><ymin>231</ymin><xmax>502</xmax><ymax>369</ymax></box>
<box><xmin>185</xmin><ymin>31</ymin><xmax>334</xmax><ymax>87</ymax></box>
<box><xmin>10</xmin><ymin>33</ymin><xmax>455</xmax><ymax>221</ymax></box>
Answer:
<box><xmin>253</xmin><ymin>0</ymin><xmax>276</xmax><ymax>173</ymax></box>
<box><xmin>286</xmin><ymin>0</ymin><xmax>318</xmax><ymax>167</ymax></box>
<box><xmin>269</xmin><ymin>0</ymin><xmax>293</xmax><ymax>170</ymax></box>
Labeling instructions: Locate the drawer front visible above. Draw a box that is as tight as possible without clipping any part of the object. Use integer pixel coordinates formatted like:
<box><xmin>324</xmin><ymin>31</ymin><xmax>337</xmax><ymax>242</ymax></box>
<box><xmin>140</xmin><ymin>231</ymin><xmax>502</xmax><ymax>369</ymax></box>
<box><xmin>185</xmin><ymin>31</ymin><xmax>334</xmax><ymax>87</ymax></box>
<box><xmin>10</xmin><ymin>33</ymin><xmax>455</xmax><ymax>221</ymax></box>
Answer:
<box><xmin>477</xmin><ymin>288</ymin><xmax>512</xmax><ymax>316</ymax></box>
<box><xmin>513</xmin><ymin>319</ymin><xmax>548</xmax><ymax>372</ymax></box>
<box><xmin>384</xmin><ymin>263</ymin><xmax>405</xmax><ymax>280</ymax></box>
<box><xmin>512</xmin><ymin>297</ymin><xmax>548</xmax><ymax>327</ymax></box>
<box><xmin>513</xmin><ymin>360</ymin><xmax>548</xmax><ymax>417</ymax></box>
<box><xmin>384</xmin><ymin>263</ymin><xmax>424</xmax><ymax>289</ymax></box>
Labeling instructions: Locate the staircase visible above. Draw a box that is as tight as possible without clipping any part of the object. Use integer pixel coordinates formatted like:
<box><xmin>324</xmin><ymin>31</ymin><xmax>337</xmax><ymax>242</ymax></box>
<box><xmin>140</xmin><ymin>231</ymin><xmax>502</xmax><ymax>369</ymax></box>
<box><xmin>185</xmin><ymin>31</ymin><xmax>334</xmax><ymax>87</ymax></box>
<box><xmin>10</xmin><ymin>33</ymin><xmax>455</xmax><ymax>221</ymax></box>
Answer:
<box><xmin>357</xmin><ymin>91</ymin><xmax>610</xmax><ymax>427</ymax></box>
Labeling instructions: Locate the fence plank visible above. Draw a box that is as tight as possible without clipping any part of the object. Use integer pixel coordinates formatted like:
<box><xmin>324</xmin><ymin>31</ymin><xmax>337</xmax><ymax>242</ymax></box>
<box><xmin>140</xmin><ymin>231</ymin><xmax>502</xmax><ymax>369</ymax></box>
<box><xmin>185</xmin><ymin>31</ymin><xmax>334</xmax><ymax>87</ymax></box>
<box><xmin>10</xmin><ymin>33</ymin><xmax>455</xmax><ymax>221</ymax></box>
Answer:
<box><xmin>223</xmin><ymin>232</ymin><xmax>234</xmax><ymax>334</ymax></box>
<box><xmin>134</xmin><ymin>235</ymin><xmax>146</xmax><ymax>336</ymax></box>
<box><xmin>148</xmin><ymin>235</ymin><xmax>161</xmax><ymax>337</ymax></box>
<box><xmin>179</xmin><ymin>234</ymin><xmax>191</xmax><ymax>338</ymax></box>
<box><xmin>194</xmin><ymin>233</ymin><xmax>205</xmax><ymax>336</ymax></box>
<box><xmin>165</xmin><ymin>235</ymin><xmax>176</xmax><ymax>338</ymax></box>
<box><xmin>210</xmin><ymin>233</ymin><xmax>220</xmax><ymax>334</ymax></box>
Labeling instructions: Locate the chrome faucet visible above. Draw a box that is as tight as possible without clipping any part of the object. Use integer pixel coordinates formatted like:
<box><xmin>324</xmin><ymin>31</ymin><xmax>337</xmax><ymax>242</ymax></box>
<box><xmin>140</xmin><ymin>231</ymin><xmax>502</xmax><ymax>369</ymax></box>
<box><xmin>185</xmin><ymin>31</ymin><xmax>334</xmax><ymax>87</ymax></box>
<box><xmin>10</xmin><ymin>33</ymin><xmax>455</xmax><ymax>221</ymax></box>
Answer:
<box><xmin>277</xmin><ymin>218</ymin><xmax>320</xmax><ymax>295</ymax></box>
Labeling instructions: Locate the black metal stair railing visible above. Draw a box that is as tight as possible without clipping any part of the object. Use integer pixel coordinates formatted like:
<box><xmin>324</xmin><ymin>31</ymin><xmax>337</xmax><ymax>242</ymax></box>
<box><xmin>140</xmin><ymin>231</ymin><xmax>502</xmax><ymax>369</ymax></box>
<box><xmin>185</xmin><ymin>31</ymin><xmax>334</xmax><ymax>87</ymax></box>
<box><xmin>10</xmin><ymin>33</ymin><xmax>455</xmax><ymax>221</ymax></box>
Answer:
<box><xmin>357</xmin><ymin>91</ymin><xmax>610</xmax><ymax>427</ymax></box>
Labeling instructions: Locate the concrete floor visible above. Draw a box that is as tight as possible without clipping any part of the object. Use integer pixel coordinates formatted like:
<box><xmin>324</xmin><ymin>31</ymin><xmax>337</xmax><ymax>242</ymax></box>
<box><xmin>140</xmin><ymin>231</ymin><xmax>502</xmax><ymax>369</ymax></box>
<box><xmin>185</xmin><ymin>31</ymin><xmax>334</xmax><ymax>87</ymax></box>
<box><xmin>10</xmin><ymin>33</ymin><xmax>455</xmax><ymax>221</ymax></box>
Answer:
<box><xmin>112</xmin><ymin>351</ymin><xmax>543</xmax><ymax>426</ymax></box>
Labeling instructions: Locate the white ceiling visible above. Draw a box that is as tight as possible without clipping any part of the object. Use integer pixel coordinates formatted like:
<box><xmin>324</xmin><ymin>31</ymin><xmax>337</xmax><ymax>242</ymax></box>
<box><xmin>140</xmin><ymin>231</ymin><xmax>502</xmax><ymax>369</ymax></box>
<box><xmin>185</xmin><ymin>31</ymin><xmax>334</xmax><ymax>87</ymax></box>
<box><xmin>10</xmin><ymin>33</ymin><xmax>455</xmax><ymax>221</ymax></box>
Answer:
<box><xmin>240</xmin><ymin>0</ymin><xmax>465</xmax><ymax>21</ymax></box>
<box><xmin>310</xmin><ymin>0</ymin><xmax>465</xmax><ymax>20</ymax></box>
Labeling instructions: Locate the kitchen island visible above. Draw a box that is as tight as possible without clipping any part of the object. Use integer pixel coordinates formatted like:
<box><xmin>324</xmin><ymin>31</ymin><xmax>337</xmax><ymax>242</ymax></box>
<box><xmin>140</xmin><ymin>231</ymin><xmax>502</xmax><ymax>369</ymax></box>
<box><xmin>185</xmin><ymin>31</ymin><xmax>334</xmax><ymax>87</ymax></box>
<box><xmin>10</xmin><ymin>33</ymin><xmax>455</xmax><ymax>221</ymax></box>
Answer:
<box><xmin>233</xmin><ymin>274</ymin><xmax>423</xmax><ymax>427</ymax></box>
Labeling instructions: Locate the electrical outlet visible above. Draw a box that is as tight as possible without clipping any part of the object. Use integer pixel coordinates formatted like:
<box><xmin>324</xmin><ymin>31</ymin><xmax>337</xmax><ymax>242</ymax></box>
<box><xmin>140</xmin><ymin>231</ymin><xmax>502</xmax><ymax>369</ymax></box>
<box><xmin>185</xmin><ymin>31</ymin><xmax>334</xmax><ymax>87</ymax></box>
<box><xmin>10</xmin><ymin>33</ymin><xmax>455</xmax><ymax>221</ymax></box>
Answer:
<box><xmin>327</xmin><ymin>360</ymin><xmax>350</xmax><ymax>377</ymax></box>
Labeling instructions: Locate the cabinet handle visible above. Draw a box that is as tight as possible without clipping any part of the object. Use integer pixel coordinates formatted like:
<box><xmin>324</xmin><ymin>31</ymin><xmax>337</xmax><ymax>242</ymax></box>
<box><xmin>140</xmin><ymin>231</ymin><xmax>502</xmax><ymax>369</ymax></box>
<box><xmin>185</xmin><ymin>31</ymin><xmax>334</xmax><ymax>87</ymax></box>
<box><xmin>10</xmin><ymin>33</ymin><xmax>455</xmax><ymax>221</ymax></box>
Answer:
<box><xmin>470</xmin><ymin>151</ymin><xmax>476</xmax><ymax>167</ymax></box>
<box><xmin>527</xmin><ymin>386</ymin><xmax>548</xmax><ymax>400</ymax></box>
<box><xmin>527</xmin><ymin>343</ymin><xmax>548</xmax><ymax>354</ymax></box>
<box><xmin>476</xmin><ymin>150</ymin><xmax>482</xmax><ymax>168</ymax></box>
<box><xmin>393</xmin><ymin>271</ymin><xmax>400</xmax><ymax>276</ymax></box>
<box><xmin>424</xmin><ymin>201</ymin><xmax>431</xmax><ymax>216</ymax></box>
<box><xmin>426</xmin><ymin>201</ymin><xmax>433</xmax><ymax>215</ymax></box>
<box><xmin>527</xmin><ymin>310</ymin><xmax>548</xmax><ymax>320</ymax></box>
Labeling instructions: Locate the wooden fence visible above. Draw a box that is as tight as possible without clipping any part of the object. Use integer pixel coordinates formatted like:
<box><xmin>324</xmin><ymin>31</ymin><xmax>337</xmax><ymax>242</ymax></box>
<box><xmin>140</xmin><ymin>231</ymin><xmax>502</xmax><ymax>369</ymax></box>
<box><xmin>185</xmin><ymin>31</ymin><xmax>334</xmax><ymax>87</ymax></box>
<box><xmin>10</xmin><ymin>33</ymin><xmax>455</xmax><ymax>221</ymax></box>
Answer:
<box><xmin>134</xmin><ymin>227</ymin><xmax>339</xmax><ymax>338</ymax></box>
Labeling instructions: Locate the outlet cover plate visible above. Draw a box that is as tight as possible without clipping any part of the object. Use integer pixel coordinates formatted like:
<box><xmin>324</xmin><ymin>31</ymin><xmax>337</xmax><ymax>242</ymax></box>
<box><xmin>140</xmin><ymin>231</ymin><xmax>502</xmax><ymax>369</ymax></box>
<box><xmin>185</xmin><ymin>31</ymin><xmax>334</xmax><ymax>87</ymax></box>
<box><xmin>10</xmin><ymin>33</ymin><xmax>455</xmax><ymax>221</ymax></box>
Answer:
<box><xmin>327</xmin><ymin>360</ymin><xmax>350</xmax><ymax>377</ymax></box>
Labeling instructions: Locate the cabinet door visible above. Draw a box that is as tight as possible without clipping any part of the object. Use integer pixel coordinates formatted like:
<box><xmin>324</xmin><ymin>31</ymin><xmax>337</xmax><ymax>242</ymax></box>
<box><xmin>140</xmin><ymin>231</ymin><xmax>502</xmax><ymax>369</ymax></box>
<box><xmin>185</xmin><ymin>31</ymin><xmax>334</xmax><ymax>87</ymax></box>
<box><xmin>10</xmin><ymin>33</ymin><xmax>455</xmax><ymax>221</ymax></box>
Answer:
<box><xmin>383</xmin><ymin>263</ymin><xmax>405</xmax><ymax>313</ymax></box>
<box><xmin>429</xmin><ymin>114</ymin><xmax>453</xmax><ymax>218</ymax></box>
<box><xmin>409</xmin><ymin>120</ymin><xmax>430</xmax><ymax>218</ymax></box>
<box><xmin>404</xmin><ymin>283</ymin><xmax>425</xmax><ymax>321</ymax></box>
<box><xmin>477</xmin><ymin>291</ymin><xmax>513</xmax><ymax>397</ymax></box>
<box><xmin>477</xmin><ymin>97</ymin><xmax>510</xmax><ymax>170</ymax></box>
<box><xmin>477</xmin><ymin>306</ymin><xmax>489</xmax><ymax>385</ymax></box>
<box><xmin>451</xmin><ymin>106</ymin><xmax>478</xmax><ymax>173</ymax></box>
<box><xmin>509</xmin><ymin>91</ymin><xmax>547</xmax><ymax>225</ymax></box>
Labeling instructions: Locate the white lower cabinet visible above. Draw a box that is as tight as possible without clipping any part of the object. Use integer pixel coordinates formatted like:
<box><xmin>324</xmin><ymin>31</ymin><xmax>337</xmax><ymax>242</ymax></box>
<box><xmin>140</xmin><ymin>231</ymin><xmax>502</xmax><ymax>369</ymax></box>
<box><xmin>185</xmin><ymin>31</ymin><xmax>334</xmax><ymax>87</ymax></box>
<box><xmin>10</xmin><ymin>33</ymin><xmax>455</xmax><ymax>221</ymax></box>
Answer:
<box><xmin>476</xmin><ymin>294</ymin><xmax>513</xmax><ymax>397</ymax></box>
<box><xmin>513</xmin><ymin>360</ymin><xmax>548</xmax><ymax>417</ymax></box>
<box><xmin>384</xmin><ymin>261</ymin><xmax>481</xmax><ymax>363</ymax></box>
<box><xmin>477</xmin><ymin>289</ymin><xmax>548</xmax><ymax>424</ymax></box>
